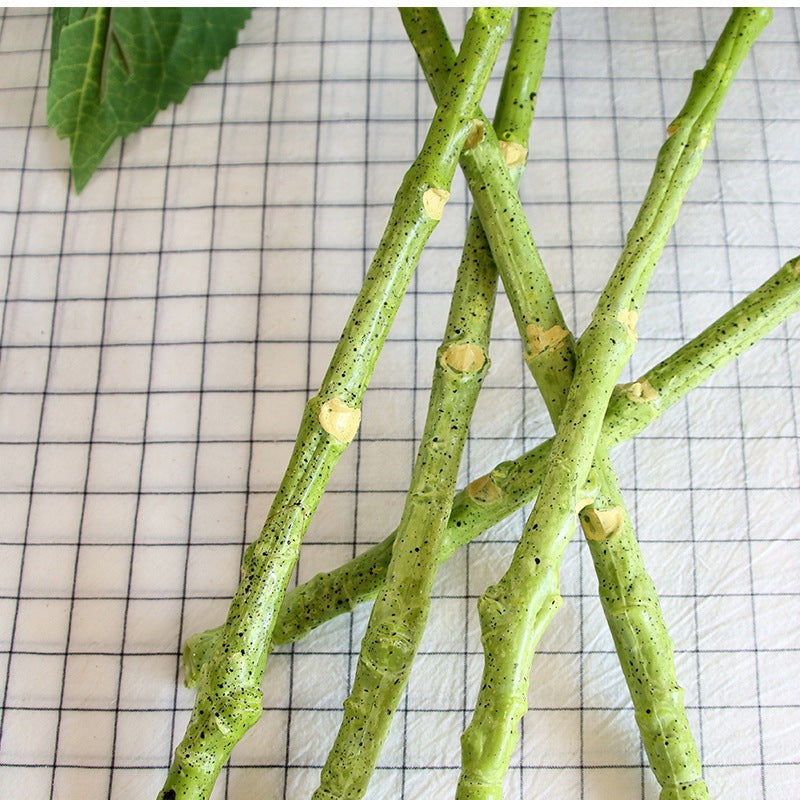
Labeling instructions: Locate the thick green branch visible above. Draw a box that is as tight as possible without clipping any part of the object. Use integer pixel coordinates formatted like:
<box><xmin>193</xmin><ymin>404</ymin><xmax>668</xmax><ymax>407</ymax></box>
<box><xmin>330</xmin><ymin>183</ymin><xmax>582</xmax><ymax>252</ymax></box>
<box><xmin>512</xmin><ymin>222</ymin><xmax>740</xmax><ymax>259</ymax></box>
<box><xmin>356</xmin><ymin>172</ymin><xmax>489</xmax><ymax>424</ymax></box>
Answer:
<box><xmin>579</xmin><ymin>444</ymin><xmax>707</xmax><ymax>799</ymax></box>
<box><xmin>310</xmin><ymin>10</ymin><xmax>551</xmax><ymax>799</ymax></box>
<box><xmin>458</xmin><ymin>9</ymin><xmax>770</xmax><ymax>798</ymax></box>
<box><xmin>184</xmin><ymin>256</ymin><xmax>800</xmax><ymax>764</ymax></box>
<box><xmin>177</xmin><ymin>10</ymin><xmax>781</xmax><ymax>798</ymax></box>
<box><xmin>403</xmin><ymin>6</ymin><xmax>573</xmax><ymax>418</ymax></box>
<box><xmin>606</xmin><ymin>7</ymin><xmax>773</xmax><ymax>314</ymax></box>
<box><xmin>156</xmin><ymin>9</ymin><xmax>511</xmax><ymax>800</ymax></box>
<box><xmin>405</xmin><ymin>7</ymin><xmax>712</xmax><ymax>798</ymax></box>
<box><xmin>185</xmin><ymin>252</ymin><xmax>799</xmax><ymax>672</ymax></box>
<box><xmin>311</xmin><ymin>201</ymin><xmax>497</xmax><ymax>800</ymax></box>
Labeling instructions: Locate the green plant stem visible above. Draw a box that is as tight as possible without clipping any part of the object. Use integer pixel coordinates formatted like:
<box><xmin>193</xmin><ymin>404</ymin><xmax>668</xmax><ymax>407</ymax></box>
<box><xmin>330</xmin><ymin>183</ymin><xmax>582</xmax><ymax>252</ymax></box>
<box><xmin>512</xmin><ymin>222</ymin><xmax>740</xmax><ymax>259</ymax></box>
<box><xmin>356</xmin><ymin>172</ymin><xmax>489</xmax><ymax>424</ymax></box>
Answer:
<box><xmin>187</xmin><ymin>8</ymin><xmax>789</xmax><ymax>793</ymax></box>
<box><xmin>156</xmin><ymin>9</ymin><xmax>512</xmax><ymax>800</ymax></box>
<box><xmin>579</xmin><ymin>443</ymin><xmax>706</xmax><ymax>800</ymax></box>
<box><xmin>185</xmin><ymin>253</ymin><xmax>800</xmax><ymax>673</ymax></box>
<box><xmin>405</xmin><ymin>7</ymin><xmax>707</xmax><ymax>797</ymax></box>
<box><xmin>310</xmin><ymin>11</ymin><xmax>548</xmax><ymax>799</ymax></box>
<box><xmin>403</xmin><ymin>7</ymin><xmax>572</xmax><ymax>418</ymax></box>
<box><xmin>579</xmin><ymin>478</ymin><xmax>704</xmax><ymax>799</ymax></box>
<box><xmin>312</xmin><ymin>190</ymin><xmax>496</xmax><ymax>800</ymax></box>
<box><xmin>457</xmin><ymin>9</ymin><xmax>771</xmax><ymax>799</ymax></box>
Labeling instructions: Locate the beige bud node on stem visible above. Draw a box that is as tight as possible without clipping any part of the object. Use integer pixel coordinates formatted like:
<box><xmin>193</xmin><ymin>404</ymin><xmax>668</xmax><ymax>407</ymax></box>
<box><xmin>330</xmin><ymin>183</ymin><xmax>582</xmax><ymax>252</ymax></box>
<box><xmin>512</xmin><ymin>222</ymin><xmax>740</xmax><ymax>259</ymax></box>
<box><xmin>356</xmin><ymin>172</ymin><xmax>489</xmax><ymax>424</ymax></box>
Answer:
<box><xmin>464</xmin><ymin>118</ymin><xmax>485</xmax><ymax>150</ymax></box>
<box><xmin>498</xmin><ymin>140</ymin><xmax>527</xmax><ymax>168</ymax></box>
<box><xmin>618</xmin><ymin>378</ymin><xmax>659</xmax><ymax>404</ymax></box>
<box><xmin>617</xmin><ymin>308</ymin><xmax>639</xmax><ymax>342</ymax></box>
<box><xmin>580</xmin><ymin>505</ymin><xmax>624</xmax><ymax>542</ymax></box>
<box><xmin>466</xmin><ymin>474</ymin><xmax>503</xmax><ymax>505</ymax></box>
<box><xmin>526</xmin><ymin>323</ymin><xmax>569</xmax><ymax>357</ymax></box>
<box><xmin>440</xmin><ymin>343</ymin><xmax>486</xmax><ymax>374</ymax></box>
<box><xmin>318</xmin><ymin>398</ymin><xmax>361</xmax><ymax>444</ymax></box>
<box><xmin>422</xmin><ymin>187</ymin><xmax>450</xmax><ymax>220</ymax></box>
<box><xmin>576</xmin><ymin>495</ymin><xmax>595</xmax><ymax>515</ymax></box>
<box><xmin>666</xmin><ymin>122</ymin><xmax>681</xmax><ymax>136</ymax></box>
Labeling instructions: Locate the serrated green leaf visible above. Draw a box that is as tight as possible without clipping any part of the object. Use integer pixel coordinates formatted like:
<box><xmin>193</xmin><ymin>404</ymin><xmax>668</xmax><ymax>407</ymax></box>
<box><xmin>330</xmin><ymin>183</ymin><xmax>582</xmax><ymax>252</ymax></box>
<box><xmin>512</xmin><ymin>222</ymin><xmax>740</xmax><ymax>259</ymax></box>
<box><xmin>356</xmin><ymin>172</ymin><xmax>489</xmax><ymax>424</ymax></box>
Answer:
<box><xmin>47</xmin><ymin>7</ymin><xmax>252</xmax><ymax>192</ymax></box>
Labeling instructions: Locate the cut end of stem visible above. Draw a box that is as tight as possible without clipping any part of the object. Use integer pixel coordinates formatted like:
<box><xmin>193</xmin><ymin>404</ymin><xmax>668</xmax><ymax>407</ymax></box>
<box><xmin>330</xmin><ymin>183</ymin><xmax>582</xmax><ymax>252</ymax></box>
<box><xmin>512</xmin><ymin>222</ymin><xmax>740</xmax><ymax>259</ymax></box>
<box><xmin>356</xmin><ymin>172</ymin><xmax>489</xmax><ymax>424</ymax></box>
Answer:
<box><xmin>423</xmin><ymin>186</ymin><xmax>450</xmax><ymax>220</ymax></box>
<box><xmin>466</xmin><ymin>474</ymin><xmax>503</xmax><ymax>505</ymax></box>
<box><xmin>318</xmin><ymin>398</ymin><xmax>361</xmax><ymax>443</ymax></box>
<box><xmin>617</xmin><ymin>308</ymin><xmax>639</xmax><ymax>342</ymax></box>
<box><xmin>464</xmin><ymin>118</ymin><xmax>486</xmax><ymax>150</ymax></box>
<box><xmin>440</xmin><ymin>342</ymin><xmax>487</xmax><ymax>374</ymax></box>
<box><xmin>498</xmin><ymin>140</ymin><xmax>527</xmax><ymax>168</ymax></box>
<box><xmin>579</xmin><ymin>505</ymin><xmax>624</xmax><ymax>542</ymax></box>
<box><xmin>618</xmin><ymin>378</ymin><xmax>659</xmax><ymax>404</ymax></box>
<box><xmin>526</xmin><ymin>323</ymin><xmax>569</xmax><ymax>358</ymax></box>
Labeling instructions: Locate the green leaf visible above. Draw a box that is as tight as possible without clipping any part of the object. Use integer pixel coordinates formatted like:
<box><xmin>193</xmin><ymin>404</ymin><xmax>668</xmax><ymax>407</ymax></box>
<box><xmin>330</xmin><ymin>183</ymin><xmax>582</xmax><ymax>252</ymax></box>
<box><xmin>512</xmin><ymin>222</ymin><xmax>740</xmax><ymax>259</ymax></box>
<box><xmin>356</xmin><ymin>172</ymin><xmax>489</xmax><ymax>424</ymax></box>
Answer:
<box><xmin>47</xmin><ymin>7</ymin><xmax>252</xmax><ymax>192</ymax></box>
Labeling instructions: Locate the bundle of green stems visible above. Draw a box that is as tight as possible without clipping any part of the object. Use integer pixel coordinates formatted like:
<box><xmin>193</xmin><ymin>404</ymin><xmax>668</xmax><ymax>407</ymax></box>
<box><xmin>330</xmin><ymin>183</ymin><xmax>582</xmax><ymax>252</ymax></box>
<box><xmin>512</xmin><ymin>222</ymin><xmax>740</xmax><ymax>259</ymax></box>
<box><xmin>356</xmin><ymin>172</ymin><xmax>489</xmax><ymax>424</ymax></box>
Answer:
<box><xmin>160</xmin><ymin>7</ymin><xmax>797</xmax><ymax>800</ymax></box>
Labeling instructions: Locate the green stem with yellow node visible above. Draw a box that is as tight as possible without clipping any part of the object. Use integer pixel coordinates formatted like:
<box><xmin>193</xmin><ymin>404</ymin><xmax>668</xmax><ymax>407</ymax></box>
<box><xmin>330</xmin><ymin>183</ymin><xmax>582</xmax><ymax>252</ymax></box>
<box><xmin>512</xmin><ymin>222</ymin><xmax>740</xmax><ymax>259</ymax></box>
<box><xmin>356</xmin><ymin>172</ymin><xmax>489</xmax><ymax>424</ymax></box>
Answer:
<box><xmin>311</xmin><ymin>10</ymin><xmax>548</xmax><ymax>799</ymax></box>
<box><xmin>157</xmin><ymin>8</ymin><xmax>512</xmax><ymax>799</ymax></box>
<box><xmin>456</xmin><ymin>9</ymin><xmax>771</xmax><ymax>799</ymax></box>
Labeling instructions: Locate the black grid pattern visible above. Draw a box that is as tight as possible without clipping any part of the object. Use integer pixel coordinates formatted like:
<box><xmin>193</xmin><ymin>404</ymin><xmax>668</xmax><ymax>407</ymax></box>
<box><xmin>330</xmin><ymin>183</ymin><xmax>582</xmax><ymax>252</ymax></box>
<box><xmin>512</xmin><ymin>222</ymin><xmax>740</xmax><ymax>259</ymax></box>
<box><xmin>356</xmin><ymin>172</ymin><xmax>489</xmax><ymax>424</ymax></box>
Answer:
<box><xmin>1</xmin><ymin>7</ymin><xmax>799</xmax><ymax>799</ymax></box>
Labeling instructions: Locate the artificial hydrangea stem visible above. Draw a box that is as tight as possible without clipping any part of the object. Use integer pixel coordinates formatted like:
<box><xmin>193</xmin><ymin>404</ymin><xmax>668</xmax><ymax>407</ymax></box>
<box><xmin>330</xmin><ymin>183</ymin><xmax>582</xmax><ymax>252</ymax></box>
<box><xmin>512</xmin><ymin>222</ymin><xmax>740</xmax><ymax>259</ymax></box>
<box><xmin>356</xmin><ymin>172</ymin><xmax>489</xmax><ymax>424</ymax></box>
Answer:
<box><xmin>188</xmin><ymin>11</ymin><xmax>786</xmax><ymax>797</ymax></box>
<box><xmin>310</xmin><ymin>10</ymin><xmax>547</xmax><ymax>799</ymax></box>
<box><xmin>579</xmin><ymin>443</ymin><xmax>708</xmax><ymax>799</ymax></box>
<box><xmin>312</xmin><ymin>206</ymin><xmax>496</xmax><ymax>800</ymax></box>
<box><xmin>604</xmin><ymin>254</ymin><xmax>800</xmax><ymax>446</ymax></box>
<box><xmin>457</xmin><ymin>9</ymin><xmax>771</xmax><ymax>798</ymax></box>
<box><xmin>406</xmin><ymin>7</ymin><xmax>706</xmax><ymax>797</ymax></box>
<box><xmin>182</xmin><ymin>252</ymin><xmax>799</xmax><ymax>793</ymax></box>
<box><xmin>156</xmin><ymin>8</ymin><xmax>512</xmax><ymax>800</ymax></box>
<box><xmin>402</xmin><ymin>7</ymin><xmax>573</xmax><ymax>418</ymax></box>
<box><xmin>605</xmin><ymin>7</ymin><xmax>773</xmax><ymax>315</ymax></box>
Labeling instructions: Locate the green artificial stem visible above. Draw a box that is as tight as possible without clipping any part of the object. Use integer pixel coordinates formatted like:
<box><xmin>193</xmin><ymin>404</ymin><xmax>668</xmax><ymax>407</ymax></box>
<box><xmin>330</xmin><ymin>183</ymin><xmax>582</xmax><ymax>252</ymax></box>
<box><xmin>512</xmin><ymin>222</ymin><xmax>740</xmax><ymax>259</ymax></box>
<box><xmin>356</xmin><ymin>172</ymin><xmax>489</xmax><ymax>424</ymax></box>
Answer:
<box><xmin>185</xmin><ymin>252</ymin><xmax>800</xmax><ymax>672</ymax></box>
<box><xmin>457</xmin><ymin>9</ymin><xmax>771</xmax><ymax>798</ymax></box>
<box><xmin>579</xmin><ymin>459</ymin><xmax>708</xmax><ymax>800</ymax></box>
<box><xmin>311</xmin><ymin>11</ymin><xmax>547</xmax><ymax>799</ymax></box>
<box><xmin>603</xmin><ymin>7</ymin><xmax>773</xmax><ymax>315</ymax></box>
<box><xmin>184</xmin><ymin>65</ymin><xmax>800</xmax><ymax>697</ymax></box>
<box><xmin>468</xmin><ymin>9</ymin><xmax>704</xmax><ymax>794</ymax></box>
<box><xmin>157</xmin><ymin>8</ymin><xmax>511</xmax><ymax>800</ymax></box>
<box><xmin>492</xmin><ymin>8</ymin><xmax>552</xmax><ymax>145</ymax></box>
<box><xmin>179</xmin><ymin>6</ymin><xmax>781</xmax><ymax>791</ymax></box>
<box><xmin>458</xmin><ymin>321</ymin><xmax>634</xmax><ymax>800</ymax></box>
<box><xmin>579</xmin><ymin>443</ymin><xmax>707</xmax><ymax>799</ymax></box>
<box><xmin>403</xmin><ymin>6</ymin><xmax>573</xmax><ymax>419</ymax></box>
<box><xmin>605</xmin><ymin>256</ymin><xmax>798</xmax><ymax>446</ymax></box>
<box><xmin>406</xmin><ymin>7</ymin><xmax>705</xmax><ymax>797</ymax></box>
<box><xmin>312</xmin><ymin>207</ymin><xmax>496</xmax><ymax>800</ymax></box>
